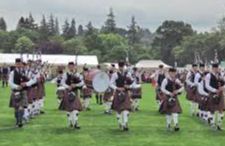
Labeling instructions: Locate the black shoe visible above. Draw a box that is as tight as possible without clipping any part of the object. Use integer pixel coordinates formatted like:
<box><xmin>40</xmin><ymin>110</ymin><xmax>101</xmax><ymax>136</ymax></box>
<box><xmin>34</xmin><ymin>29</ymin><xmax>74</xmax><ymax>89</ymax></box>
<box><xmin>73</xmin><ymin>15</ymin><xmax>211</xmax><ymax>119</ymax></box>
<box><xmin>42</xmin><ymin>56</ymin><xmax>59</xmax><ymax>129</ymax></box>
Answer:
<box><xmin>40</xmin><ymin>111</ymin><xmax>45</xmax><ymax>114</ymax></box>
<box><xmin>208</xmin><ymin>118</ymin><xmax>212</xmax><ymax>125</ymax></box>
<box><xmin>123</xmin><ymin>127</ymin><xmax>129</xmax><ymax>131</ymax></box>
<box><xmin>74</xmin><ymin>124</ymin><xmax>81</xmax><ymax>130</ymax></box>
<box><xmin>217</xmin><ymin>126</ymin><xmax>223</xmax><ymax>131</ymax></box>
<box><xmin>174</xmin><ymin>125</ymin><xmax>180</xmax><ymax>132</ymax></box>
<box><xmin>18</xmin><ymin>123</ymin><xmax>23</xmax><ymax>128</ymax></box>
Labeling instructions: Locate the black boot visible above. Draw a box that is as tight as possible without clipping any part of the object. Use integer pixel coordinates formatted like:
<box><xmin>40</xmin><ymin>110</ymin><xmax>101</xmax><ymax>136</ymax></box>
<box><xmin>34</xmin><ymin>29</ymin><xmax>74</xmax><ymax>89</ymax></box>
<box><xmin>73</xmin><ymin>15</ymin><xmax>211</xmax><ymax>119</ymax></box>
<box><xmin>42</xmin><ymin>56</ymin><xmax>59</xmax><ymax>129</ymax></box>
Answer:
<box><xmin>174</xmin><ymin>124</ymin><xmax>180</xmax><ymax>132</ymax></box>
<box><xmin>18</xmin><ymin>110</ymin><xmax>24</xmax><ymax>128</ymax></box>
<box><xmin>74</xmin><ymin>123</ymin><xmax>81</xmax><ymax>129</ymax></box>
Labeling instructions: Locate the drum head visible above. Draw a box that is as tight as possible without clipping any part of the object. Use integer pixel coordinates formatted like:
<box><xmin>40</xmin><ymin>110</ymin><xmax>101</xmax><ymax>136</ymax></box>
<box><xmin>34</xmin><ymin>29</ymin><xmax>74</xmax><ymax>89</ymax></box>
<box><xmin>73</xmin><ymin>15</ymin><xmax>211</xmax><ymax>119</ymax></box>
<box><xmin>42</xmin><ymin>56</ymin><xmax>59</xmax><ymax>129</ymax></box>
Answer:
<box><xmin>93</xmin><ymin>72</ymin><xmax>110</xmax><ymax>92</ymax></box>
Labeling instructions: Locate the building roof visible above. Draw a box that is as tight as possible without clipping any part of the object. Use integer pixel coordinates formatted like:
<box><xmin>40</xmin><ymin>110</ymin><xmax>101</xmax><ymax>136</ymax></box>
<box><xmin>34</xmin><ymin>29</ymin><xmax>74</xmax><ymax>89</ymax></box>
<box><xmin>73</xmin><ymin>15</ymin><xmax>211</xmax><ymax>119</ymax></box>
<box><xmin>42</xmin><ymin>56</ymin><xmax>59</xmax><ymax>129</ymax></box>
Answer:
<box><xmin>135</xmin><ymin>60</ymin><xmax>171</xmax><ymax>68</ymax></box>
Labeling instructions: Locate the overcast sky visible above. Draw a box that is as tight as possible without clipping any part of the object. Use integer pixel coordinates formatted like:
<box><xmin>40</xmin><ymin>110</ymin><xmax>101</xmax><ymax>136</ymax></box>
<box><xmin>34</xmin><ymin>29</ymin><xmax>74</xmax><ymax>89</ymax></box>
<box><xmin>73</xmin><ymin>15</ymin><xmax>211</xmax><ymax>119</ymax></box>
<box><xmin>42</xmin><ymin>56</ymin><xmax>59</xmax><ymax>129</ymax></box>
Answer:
<box><xmin>0</xmin><ymin>0</ymin><xmax>225</xmax><ymax>32</ymax></box>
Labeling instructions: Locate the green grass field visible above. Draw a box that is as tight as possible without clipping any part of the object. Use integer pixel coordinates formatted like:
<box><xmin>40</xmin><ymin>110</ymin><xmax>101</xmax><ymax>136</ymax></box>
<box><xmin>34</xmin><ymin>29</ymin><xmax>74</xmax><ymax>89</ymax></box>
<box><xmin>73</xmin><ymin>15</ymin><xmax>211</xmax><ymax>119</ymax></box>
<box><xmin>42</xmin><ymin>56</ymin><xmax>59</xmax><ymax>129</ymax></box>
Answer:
<box><xmin>0</xmin><ymin>83</ymin><xmax>225</xmax><ymax>146</ymax></box>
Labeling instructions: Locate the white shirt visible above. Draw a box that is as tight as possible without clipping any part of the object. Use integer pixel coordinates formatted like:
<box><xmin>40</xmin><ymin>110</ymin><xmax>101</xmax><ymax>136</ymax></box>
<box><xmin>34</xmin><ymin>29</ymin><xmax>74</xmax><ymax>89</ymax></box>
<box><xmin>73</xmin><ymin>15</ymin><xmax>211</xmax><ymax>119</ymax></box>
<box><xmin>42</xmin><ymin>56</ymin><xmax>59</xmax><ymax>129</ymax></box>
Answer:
<box><xmin>197</xmin><ymin>81</ymin><xmax>209</xmax><ymax>96</ymax></box>
<box><xmin>185</xmin><ymin>71</ymin><xmax>195</xmax><ymax>87</ymax></box>
<box><xmin>61</xmin><ymin>72</ymin><xmax>84</xmax><ymax>89</ymax></box>
<box><xmin>161</xmin><ymin>76</ymin><xmax>183</xmax><ymax>96</ymax></box>
<box><xmin>205</xmin><ymin>72</ymin><xmax>219</xmax><ymax>93</ymax></box>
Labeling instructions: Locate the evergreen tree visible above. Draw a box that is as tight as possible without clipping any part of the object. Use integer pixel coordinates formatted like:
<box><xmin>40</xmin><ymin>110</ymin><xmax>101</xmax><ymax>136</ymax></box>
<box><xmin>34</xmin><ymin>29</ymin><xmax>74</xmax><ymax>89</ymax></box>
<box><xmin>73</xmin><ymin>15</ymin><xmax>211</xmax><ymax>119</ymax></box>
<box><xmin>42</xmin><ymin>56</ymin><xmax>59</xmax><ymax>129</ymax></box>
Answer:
<box><xmin>102</xmin><ymin>8</ymin><xmax>116</xmax><ymax>33</ymax></box>
<box><xmin>55</xmin><ymin>18</ymin><xmax>60</xmax><ymax>35</ymax></box>
<box><xmin>0</xmin><ymin>17</ymin><xmax>7</xmax><ymax>31</ymax></box>
<box><xmin>127</xmin><ymin>16</ymin><xmax>139</xmax><ymax>45</ymax></box>
<box><xmin>62</xmin><ymin>19</ymin><xmax>70</xmax><ymax>39</ymax></box>
<box><xmin>78</xmin><ymin>24</ymin><xmax>84</xmax><ymax>36</ymax></box>
<box><xmin>68</xmin><ymin>18</ymin><xmax>76</xmax><ymax>38</ymax></box>
<box><xmin>39</xmin><ymin>15</ymin><xmax>49</xmax><ymax>39</ymax></box>
<box><xmin>17</xmin><ymin>16</ymin><xmax>26</xmax><ymax>29</ymax></box>
<box><xmin>48</xmin><ymin>14</ymin><xmax>55</xmax><ymax>35</ymax></box>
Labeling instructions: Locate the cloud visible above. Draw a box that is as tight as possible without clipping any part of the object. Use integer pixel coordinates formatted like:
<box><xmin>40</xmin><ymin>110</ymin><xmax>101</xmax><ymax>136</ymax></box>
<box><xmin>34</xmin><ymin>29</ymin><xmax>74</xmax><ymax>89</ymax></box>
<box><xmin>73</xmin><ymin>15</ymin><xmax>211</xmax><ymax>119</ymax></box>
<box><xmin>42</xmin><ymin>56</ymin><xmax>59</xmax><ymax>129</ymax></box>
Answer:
<box><xmin>0</xmin><ymin>0</ymin><xmax>225</xmax><ymax>32</ymax></box>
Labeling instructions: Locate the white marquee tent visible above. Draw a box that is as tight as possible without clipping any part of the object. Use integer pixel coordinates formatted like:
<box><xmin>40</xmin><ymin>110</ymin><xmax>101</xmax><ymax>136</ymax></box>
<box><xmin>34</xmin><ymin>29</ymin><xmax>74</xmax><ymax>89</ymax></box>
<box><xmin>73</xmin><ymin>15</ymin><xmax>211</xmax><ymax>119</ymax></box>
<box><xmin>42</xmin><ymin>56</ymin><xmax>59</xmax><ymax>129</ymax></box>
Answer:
<box><xmin>135</xmin><ymin>60</ymin><xmax>170</xmax><ymax>69</ymax></box>
<box><xmin>0</xmin><ymin>53</ymin><xmax>98</xmax><ymax>65</ymax></box>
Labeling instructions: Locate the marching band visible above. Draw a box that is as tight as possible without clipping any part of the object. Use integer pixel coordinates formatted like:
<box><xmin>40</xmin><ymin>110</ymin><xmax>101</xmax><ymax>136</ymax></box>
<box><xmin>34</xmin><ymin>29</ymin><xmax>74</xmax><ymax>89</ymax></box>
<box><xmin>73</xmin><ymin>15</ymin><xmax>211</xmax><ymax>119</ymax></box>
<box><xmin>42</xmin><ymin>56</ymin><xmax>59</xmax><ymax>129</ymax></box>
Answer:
<box><xmin>3</xmin><ymin>57</ymin><xmax>225</xmax><ymax>132</ymax></box>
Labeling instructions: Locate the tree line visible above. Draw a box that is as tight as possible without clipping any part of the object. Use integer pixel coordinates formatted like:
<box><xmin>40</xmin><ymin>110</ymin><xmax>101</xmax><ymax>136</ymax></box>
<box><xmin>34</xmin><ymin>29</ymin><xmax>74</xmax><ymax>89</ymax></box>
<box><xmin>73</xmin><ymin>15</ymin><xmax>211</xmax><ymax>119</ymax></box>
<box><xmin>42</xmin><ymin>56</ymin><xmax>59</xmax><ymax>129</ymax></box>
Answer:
<box><xmin>0</xmin><ymin>8</ymin><xmax>225</xmax><ymax>66</ymax></box>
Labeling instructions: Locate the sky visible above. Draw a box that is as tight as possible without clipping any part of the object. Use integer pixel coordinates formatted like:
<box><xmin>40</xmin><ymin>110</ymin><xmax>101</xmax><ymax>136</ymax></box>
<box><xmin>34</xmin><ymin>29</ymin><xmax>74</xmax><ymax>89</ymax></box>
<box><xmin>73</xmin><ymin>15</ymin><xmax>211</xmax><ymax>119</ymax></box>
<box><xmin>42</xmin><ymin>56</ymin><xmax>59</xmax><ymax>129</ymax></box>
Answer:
<box><xmin>0</xmin><ymin>0</ymin><xmax>225</xmax><ymax>32</ymax></box>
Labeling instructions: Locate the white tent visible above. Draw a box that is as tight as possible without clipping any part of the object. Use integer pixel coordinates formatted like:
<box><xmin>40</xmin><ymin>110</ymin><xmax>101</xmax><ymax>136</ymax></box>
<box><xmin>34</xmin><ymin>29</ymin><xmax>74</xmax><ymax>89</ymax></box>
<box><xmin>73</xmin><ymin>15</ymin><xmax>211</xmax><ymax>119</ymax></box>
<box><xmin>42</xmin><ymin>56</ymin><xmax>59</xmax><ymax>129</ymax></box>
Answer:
<box><xmin>135</xmin><ymin>60</ymin><xmax>170</xmax><ymax>68</ymax></box>
<box><xmin>0</xmin><ymin>53</ymin><xmax>98</xmax><ymax>65</ymax></box>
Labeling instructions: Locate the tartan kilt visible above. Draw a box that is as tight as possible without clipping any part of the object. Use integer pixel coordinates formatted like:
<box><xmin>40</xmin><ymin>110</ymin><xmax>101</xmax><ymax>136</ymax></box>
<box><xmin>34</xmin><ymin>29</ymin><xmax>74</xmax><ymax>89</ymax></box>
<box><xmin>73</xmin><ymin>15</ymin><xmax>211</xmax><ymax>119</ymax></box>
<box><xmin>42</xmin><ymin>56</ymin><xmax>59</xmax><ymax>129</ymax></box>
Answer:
<box><xmin>37</xmin><ymin>83</ymin><xmax>45</xmax><ymax>100</ymax></box>
<box><xmin>208</xmin><ymin>93</ymin><xmax>224</xmax><ymax>113</ymax></box>
<box><xmin>131</xmin><ymin>88</ymin><xmax>142</xmax><ymax>99</ymax></box>
<box><xmin>159</xmin><ymin>95</ymin><xmax>182</xmax><ymax>114</ymax></box>
<box><xmin>185</xmin><ymin>86</ymin><xmax>197</xmax><ymax>102</ymax></box>
<box><xmin>156</xmin><ymin>88</ymin><xmax>167</xmax><ymax>102</ymax></box>
<box><xmin>81</xmin><ymin>88</ymin><xmax>92</xmax><ymax>99</ymax></box>
<box><xmin>103</xmin><ymin>88</ymin><xmax>114</xmax><ymax>102</ymax></box>
<box><xmin>111</xmin><ymin>90</ymin><xmax>131</xmax><ymax>113</ymax></box>
<box><xmin>9</xmin><ymin>91</ymin><xmax>28</xmax><ymax>109</ymax></box>
<box><xmin>27</xmin><ymin>87</ymin><xmax>35</xmax><ymax>104</ymax></box>
<box><xmin>2</xmin><ymin>74</ymin><xmax>8</xmax><ymax>81</ymax></box>
<box><xmin>59</xmin><ymin>90</ymin><xmax>82</xmax><ymax>112</ymax></box>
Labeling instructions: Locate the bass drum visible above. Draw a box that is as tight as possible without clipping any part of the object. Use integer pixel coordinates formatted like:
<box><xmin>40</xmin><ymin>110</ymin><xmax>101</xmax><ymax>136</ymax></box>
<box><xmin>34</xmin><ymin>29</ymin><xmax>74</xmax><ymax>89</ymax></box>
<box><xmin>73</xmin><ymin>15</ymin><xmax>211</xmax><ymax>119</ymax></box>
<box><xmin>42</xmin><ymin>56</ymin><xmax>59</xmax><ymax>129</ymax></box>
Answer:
<box><xmin>84</xmin><ymin>69</ymin><xmax>110</xmax><ymax>93</ymax></box>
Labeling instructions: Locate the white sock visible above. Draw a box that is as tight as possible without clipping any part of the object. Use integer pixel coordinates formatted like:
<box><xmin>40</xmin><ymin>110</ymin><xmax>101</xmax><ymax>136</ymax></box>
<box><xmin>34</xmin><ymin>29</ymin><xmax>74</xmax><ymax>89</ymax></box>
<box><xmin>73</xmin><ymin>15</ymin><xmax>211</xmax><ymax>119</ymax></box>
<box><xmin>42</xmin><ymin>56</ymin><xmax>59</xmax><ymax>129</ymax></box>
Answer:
<box><xmin>172</xmin><ymin>113</ymin><xmax>179</xmax><ymax>126</ymax></box>
<box><xmin>122</xmin><ymin>110</ymin><xmax>129</xmax><ymax>127</ymax></box>
<box><xmin>218</xmin><ymin>113</ymin><xmax>224</xmax><ymax>127</ymax></box>
<box><xmin>104</xmin><ymin>102</ymin><xmax>112</xmax><ymax>112</ymax></box>
<box><xmin>116</xmin><ymin>112</ymin><xmax>122</xmax><ymax>125</ymax></box>
<box><xmin>73</xmin><ymin>110</ymin><xmax>79</xmax><ymax>125</ymax></box>
<box><xmin>211</xmin><ymin>114</ymin><xmax>216</xmax><ymax>126</ymax></box>
<box><xmin>23</xmin><ymin>108</ymin><xmax>29</xmax><ymax>120</ymax></box>
<box><xmin>84</xmin><ymin>98</ymin><xmax>90</xmax><ymax>109</ymax></box>
<box><xmin>67</xmin><ymin>112</ymin><xmax>72</xmax><ymax>126</ymax></box>
<box><xmin>166</xmin><ymin>115</ymin><xmax>172</xmax><ymax>127</ymax></box>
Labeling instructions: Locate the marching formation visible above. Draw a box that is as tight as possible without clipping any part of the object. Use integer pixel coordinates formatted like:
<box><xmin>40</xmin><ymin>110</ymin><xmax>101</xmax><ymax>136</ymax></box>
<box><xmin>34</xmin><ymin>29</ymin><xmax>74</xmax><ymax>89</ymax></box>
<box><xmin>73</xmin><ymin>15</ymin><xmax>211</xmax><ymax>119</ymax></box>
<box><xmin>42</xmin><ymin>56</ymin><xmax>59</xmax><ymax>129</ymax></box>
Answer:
<box><xmin>8</xmin><ymin>58</ymin><xmax>46</xmax><ymax>128</ymax></box>
<box><xmin>5</xmin><ymin>58</ymin><xmax>225</xmax><ymax>132</ymax></box>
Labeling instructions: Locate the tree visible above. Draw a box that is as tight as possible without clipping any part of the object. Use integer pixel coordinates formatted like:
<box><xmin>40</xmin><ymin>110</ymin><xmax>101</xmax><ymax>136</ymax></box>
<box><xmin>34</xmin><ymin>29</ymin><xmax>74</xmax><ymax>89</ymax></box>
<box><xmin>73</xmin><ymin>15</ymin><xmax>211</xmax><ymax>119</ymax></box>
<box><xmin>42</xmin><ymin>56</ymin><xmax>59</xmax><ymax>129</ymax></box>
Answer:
<box><xmin>15</xmin><ymin>36</ymin><xmax>33</xmax><ymax>53</ymax></box>
<box><xmin>17</xmin><ymin>17</ymin><xmax>26</xmax><ymax>30</ymax></box>
<box><xmin>63</xmin><ymin>38</ymin><xmax>87</xmax><ymax>54</ymax></box>
<box><xmin>48</xmin><ymin>14</ymin><xmax>56</xmax><ymax>35</ymax></box>
<box><xmin>28</xmin><ymin>13</ymin><xmax>37</xmax><ymax>30</ymax></box>
<box><xmin>68</xmin><ymin>18</ymin><xmax>76</xmax><ymax>39</ymax></box>
<box><xmin>127</xmin><ymin>16</ymin><xmax>139</xmax><ymax>45</ymax></box>
<box><xmin>55</xmin><ymin>18</ymin><xmax>60</xmax><ymax>35</ymax></box>
<box><xmin>78</xmin><ymin>25</ymin><xmax>84</xmax><ymax>36</ymax></box>
<box><xmin>0</xmin><ymin>17</ymin><xmax>7</xmax><ymax>31</ymax></box>
<box><xmin>101</xmin><ymin>8</ymin><xmax>116</xmax><ymax>33</ymax></box>
<box><xmin>152</xmin><ymin>20</ymin><xmax>194</xmax><ymax>65</ymax></box>
<box><xmin>62</xmin><ymin>19</ymin><xmax>70</xmax><ymax>39</ymax></box>
<box><xmin>39</xmin><ymin>15</ymin><xmax>49</xmax><ymax>40</ymax></box>
<box><xmin>84</xmin><ymin>22</ymin><xmax>100</xmax><ymax>52</ymax></box>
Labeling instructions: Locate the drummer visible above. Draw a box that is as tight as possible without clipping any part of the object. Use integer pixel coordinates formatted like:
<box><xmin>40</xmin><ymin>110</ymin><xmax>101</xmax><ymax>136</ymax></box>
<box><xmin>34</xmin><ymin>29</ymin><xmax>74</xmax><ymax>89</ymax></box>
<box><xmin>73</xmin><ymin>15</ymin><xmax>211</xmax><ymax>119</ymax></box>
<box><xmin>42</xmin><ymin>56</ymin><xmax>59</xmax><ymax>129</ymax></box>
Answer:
<box><xmin>81</xmin><ymin>66</ymin><xmax>93</xmax><ymax>111</ymax></box>
<box><xmin>95</xmin><ymin>65</ymin><xmax>103</xmax><ymax>105</ymax></box>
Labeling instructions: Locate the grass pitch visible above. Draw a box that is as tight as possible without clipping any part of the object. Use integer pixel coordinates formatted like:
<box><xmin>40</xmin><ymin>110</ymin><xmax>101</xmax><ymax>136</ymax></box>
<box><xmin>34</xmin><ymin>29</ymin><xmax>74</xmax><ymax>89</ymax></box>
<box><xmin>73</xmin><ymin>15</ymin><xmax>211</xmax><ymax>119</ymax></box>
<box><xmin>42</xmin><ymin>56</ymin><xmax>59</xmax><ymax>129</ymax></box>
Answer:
<box><xmin>0</xmin><ymin>83</ymin><xmax>225</xmax><ymax>146</ymax></box>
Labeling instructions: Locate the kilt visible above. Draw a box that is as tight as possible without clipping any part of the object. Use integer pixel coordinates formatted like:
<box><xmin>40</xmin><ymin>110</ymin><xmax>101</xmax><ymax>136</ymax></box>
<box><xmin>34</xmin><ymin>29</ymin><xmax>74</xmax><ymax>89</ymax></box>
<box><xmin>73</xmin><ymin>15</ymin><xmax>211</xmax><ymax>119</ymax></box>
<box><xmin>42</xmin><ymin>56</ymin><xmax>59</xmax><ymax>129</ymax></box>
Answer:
<box><xmin>59</xmin><ymin>90</ymin><xmax>82</xmax><ymax>112</ymax></box>
<box><xmin>81</xmin><ymin>88</ymin><xmax>92</xmax><ymax>99</ymax></box>
<box><xmin>37</xmin><ymin>83</ymin><xmax>45</xmax><ymax>100</ymax></box>
<box><xmin>155</xmin><ymin>88</ymin><xmax>166</xmax><ymax>102</ymax></box>
<box><xmin>2</xmin><ymin>74</ymin><xmax>8</xmax><ymax>81</ymax></box>
<box><xmin>103</xmin><ymin>88</ymin><xmax>114</xmax><ymax>102</ymax></box>
<box><xmin>208</xmin><ymin>93</ymin><xmax>224</xmax><ymax>113</ymax></box>
<box><xmin>159</xmin><ymin>95</ymin><xmax>182</xmax><ymax>114</ymax></box>
<box><xmin>195</xmin><ymin>93</ymin><xmax>210</xmax><ymax>111</ymax></box>
<box><xmin>185</xmin><ymin>86</ymin><xmax>197</xmax><ymax>102</ymax></box>
<box><xmin>131</xmin><ymin>88</ymin><xmax>142</xmax><ymax>99</ymax></box>
<box><xmin>9</xmin><ymin>91</ymin><xmax>28</xmax><ymax>109</ymax></box>
<box><xmin>111</xmin><ymin>90</ymin><xmax>131</xmax><ymax>113</ymax></box>
<box><xmin>56</xmin><ymin>89</ymin><xmax>66</xmax><ymax>100</ymax></box>
<box><xmin>27</xmin><ymin>87</ymin><xmax>35</xmax><ymax>104</ymax></box>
